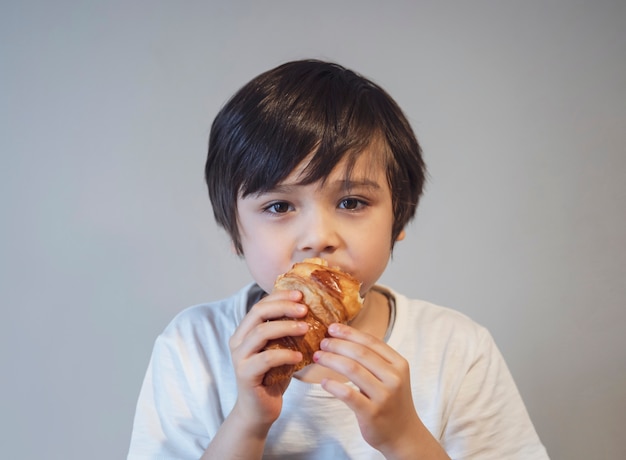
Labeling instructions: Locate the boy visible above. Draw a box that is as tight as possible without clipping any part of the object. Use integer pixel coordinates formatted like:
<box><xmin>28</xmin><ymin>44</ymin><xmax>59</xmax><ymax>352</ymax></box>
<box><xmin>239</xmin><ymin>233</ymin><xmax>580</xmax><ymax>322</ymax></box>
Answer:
<box><xmin>128</xmin><ymin>60</ymin><xmax>549</xmax><ymax>459</ymax></box>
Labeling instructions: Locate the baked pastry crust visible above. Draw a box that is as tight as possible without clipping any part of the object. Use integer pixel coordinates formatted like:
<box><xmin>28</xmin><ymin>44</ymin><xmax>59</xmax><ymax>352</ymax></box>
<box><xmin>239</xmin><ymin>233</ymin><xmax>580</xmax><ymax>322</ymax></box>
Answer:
<box><xmin>262</xmin><ymin>258</ymin><xmax>363</xmax><ymax>386</ymax></box>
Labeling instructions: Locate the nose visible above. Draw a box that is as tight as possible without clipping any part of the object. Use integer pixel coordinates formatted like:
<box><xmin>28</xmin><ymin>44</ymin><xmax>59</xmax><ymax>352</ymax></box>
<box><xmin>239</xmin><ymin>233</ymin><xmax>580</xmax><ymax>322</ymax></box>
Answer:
<box><xmin>297</xmin><ymin>207</ymin><xmax>340</xmax><ymax>256</ymax></box>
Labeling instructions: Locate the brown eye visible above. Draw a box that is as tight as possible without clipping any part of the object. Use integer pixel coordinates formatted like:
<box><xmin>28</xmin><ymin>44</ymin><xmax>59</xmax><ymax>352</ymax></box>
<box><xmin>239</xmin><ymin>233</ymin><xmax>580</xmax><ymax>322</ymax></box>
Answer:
<box><xmin>265</xmin><ymin>202</ymin><xmax>292</xmax><ymax>214</ymax></box>
<box><xmin>339</xmin><ymin>198</ymin><xmax>362</xmax><ymax>210</ymax></box>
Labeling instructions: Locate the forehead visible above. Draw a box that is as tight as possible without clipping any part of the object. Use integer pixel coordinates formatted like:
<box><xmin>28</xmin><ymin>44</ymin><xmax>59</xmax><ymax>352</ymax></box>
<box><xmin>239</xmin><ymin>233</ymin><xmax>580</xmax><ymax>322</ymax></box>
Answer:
<box><xmin>290</xmin><ymin>139</ymin><xmax>390</xmax><ymax>186</ymax></box>
<box><xmin>237</xmin><ymin>134</ymin><xmax>393</xmax><ymax>200</ymax></box>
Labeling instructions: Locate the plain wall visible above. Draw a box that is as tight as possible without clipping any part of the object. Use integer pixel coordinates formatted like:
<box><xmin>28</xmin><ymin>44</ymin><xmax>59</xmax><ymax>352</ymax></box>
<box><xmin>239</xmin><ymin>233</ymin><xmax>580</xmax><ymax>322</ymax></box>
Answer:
<box><xmin>1</xmin><ymin>1</ymin><xmax>625</xmax><ymax>458</ymax></box>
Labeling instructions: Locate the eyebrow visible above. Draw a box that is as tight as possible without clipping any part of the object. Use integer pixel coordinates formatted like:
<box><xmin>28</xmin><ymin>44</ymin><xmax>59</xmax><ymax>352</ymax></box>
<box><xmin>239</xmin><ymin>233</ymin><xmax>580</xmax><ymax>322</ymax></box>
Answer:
<box><xmin>254</xmin><ymin>184</ymin><xmax>297</xmax><ymax>196</ymax></box>
<box><xmin>333</xmin><ymin>179</ymin><xmax>382</xmax><ymax>191</ymax></box>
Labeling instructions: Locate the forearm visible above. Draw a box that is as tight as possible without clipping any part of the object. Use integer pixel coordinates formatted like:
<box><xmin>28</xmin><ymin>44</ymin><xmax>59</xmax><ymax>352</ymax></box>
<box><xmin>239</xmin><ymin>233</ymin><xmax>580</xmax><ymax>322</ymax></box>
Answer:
<box><xmin>200</xmin><ymin>405</ymin><xmax>271</xmax><ymax>460</ymax></box>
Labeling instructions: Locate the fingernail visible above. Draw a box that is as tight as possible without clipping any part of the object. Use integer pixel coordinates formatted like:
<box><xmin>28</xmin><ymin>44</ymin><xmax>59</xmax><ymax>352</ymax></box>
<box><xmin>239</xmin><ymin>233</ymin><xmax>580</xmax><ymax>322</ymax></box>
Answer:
<box><xmin>328</xmin><ymin>323</ymin><xmax>339</xmax><ymax>334</ymax></box>
<box><xmin>320</xmin><ymin>338</ymin><xmax>328</xmax><ymax>349</ymax></box>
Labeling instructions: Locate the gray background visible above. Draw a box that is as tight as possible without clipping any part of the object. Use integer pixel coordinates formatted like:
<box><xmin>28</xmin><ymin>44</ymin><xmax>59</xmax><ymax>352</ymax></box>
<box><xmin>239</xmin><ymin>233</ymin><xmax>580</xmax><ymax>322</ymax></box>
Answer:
<box><xmin>1</xmin><ymin>1</ymin><xmax>625</xmax><ymax>459</ymax></box>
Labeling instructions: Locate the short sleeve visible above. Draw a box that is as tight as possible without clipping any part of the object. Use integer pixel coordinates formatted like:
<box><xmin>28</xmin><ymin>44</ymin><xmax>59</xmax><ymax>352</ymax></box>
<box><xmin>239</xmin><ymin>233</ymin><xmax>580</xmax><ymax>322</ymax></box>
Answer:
<box><xmin>127</xmin><ymin>299</ymin><xmax>240</xmax><ymax>460</ymax></box>
<box><xmin>441</xmin><ymin>328</ymin><xmax>549</xmax><ymax>459</ymax></box>
<box><xmin>127</xmin><ymin>330</ymin><xmax>212</xmax><ymax>459</ymax></box>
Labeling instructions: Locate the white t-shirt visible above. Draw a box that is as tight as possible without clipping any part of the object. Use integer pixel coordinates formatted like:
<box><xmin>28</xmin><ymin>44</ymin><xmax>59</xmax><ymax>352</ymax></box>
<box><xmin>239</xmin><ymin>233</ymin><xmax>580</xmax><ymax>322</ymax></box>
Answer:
<box><xmin>128</xmin><ymin>284</ymin><xmax>549</xmax><ymax>459</ymax></box>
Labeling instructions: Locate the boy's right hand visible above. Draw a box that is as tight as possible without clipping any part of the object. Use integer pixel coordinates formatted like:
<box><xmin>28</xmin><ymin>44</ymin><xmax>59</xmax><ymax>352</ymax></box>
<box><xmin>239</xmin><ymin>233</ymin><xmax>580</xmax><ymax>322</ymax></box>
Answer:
<box><xmin>228</xmin><ymin>289</ymin><xmax>308</xmax><ymax>431</ymax></box>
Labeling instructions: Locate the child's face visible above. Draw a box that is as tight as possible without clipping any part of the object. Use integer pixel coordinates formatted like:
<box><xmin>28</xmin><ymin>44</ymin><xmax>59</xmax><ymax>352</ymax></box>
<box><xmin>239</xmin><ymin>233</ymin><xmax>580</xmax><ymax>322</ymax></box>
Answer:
<box><xmin>236</xmin><ymin>145</ymin><xmax>402</xmax><ymax>295</ymax></box>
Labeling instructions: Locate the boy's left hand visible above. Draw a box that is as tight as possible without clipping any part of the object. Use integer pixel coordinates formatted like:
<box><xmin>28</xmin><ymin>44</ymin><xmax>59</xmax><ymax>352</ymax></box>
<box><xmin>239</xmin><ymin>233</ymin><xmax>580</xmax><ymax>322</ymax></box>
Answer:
<box><xmin>313</xmin><ymin>323</ymin><xmax>449</xmax><ymax>460</ymax></box>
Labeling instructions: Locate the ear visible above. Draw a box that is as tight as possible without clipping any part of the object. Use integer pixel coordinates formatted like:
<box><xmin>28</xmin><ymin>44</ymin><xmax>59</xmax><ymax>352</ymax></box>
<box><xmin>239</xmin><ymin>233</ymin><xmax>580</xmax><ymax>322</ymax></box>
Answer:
<box><xmin>396</xmin><ymin>229</ymin><xmax>406</xmax><ymax>242</ymax></box>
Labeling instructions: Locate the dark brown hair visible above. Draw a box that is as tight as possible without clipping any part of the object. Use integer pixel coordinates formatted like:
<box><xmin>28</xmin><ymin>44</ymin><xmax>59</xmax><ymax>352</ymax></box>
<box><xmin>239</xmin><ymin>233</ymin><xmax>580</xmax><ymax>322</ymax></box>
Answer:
<box><xmin>205</xmin><ymin>59</ymin><xmax>426</xmax><ymax>254</ymax></box>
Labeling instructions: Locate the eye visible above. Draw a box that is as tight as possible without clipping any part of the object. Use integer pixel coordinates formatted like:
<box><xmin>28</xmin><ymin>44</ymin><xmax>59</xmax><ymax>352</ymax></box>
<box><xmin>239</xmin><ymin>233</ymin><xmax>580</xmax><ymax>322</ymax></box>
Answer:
<box><xmin>264</xmin><ymin>201</ymin><xmax>293</xmax><ymax>214</ymax></box>
<box><xmin>338</xmin><ymin>198</ymin><xmax>366</xmax><ymax>210</ymax></box>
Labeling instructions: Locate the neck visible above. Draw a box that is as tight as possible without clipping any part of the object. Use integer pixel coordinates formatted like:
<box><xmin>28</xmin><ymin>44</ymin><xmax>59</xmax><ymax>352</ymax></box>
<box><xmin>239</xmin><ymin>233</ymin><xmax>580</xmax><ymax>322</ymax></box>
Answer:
<box><xmin>348</xmin><ymin>287</ymin><xmax>391</xmax><ymax>339</ymax></box>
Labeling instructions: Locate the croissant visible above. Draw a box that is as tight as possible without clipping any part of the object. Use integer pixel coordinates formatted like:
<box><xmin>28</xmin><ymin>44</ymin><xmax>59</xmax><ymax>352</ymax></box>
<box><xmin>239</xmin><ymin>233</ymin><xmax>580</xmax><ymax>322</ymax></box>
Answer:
<box><xmin>262</xmin><ymin>257</ymin><xmax>363</xmax><ymax>386</ymax></box>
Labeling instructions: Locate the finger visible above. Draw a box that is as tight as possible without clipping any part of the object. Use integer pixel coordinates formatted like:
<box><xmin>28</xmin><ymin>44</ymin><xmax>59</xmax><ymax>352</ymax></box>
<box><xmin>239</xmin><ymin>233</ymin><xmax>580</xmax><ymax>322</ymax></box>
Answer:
<box><xmin>319</xmin><ymin>375</ymin><xmax>371</xmax><ymax>415</ymax></box>
<box><xmin>251</xmin><ymin>289</ymin><xmax>306</xmax><ymax>320</ymax></box>
<box><xmin>313</xmin><ymin>346</ymin><xmax>383</xmax><ymax>399</ymax></box>
<box><xmin>233</xmin><ymin>319</ymin><xmax>309</xmax><ymax>362</ymax></box>
<box><xmin>317</xmin><ymin>327</ymin><xmax>409</xmax><ymax>397</ymax></box>
<box><xmin>318</xmin><ymin>337</ymin><xmax>389</xmax><ymax>381</ymax></box>
<box><xmin>327</xmin><ymin>323</ymin><xmax>399</xmax><ymax>364</ymax></box>
<box><xmin>230</xmin><ymin>290</ymin><xmax>306</xmax><ymax>347</ymax></box>
<box><xmin>315</xmin><ymin>347</ymin><xmax>407</xmax><ymax>422</ymax></box>
<box><xmin>232</xmin><ymin>319</ymin><xmax>309</xmax><ymax>385</ymax></box>
<box><xmin>237</xmin><ymin>348</ymin><xmax>304</xmax><ymax>385</ymax></box>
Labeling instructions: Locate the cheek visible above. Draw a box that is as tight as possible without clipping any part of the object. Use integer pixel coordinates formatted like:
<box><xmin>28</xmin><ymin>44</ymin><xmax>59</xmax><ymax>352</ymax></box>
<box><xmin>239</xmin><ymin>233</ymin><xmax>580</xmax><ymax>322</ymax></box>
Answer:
<box><xmin>240</xmin><ymin>230</ymin><xmax>287</xmax><ymax>292</ymax></box>
<box><xmin>242</xmin><ymin>249</ymin><xmax>276</xmax><ymax>292</ymax></box>
<box><xmin>352</xmin><ymin>226</ymin><xmax>394</xmax><ymax>291</ymax></box>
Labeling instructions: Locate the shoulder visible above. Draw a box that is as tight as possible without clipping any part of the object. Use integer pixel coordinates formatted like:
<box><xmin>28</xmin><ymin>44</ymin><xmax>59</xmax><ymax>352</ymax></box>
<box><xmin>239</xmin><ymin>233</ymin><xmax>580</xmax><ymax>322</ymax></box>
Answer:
<box><xmin>379</xmin><ymin>288</ymin><xmax>549</xmax><ymax>458</ymax></box>
<box><xmin>379</xmin><ymin>285</ymin><xmax>500</xmax><ymax>374</ymax></box>
<box><xmin>144</xmin><ymin>284</ymin><xmax>256</xmax><ymax>390</ymax></box>
<box><xmin>382</xmin><ymin>286</ymin><xmax>491</xmax><ymax>344</ymax></box>
<box><xmin>156</xmin><ymin>283</ymin><xmax>255</xmax><ymax>348</ymax></box>
<box><xmin>129</xmin><ymin>286</ymin><xmax>257</xmax><ymax>458</ymax></box>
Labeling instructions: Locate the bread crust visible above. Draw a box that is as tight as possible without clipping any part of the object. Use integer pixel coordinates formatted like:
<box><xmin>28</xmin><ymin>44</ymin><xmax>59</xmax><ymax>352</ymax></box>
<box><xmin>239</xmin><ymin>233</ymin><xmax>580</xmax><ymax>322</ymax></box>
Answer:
<box><xmin>262</xmin><ymin>258</ymin><xmax>363</xmax><ymax>386</ymax></box>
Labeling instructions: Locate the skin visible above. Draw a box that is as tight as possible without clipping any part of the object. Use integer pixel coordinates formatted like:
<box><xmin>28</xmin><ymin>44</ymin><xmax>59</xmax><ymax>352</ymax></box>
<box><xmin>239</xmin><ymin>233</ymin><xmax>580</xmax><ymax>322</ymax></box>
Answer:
<box><xmin>202</xmin><ymin>147</ymin><xmax>449</xmax><ymax>459</ymax></box>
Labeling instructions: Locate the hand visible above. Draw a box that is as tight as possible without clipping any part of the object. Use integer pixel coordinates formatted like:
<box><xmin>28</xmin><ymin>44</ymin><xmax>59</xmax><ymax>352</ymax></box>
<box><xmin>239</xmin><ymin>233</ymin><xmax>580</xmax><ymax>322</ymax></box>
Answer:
<box><xmin>228</xmin><ymin>289</ymin><xmax>308</xmax><ymax>431</ymax></box>
<box><xmin>313</xmin><ymin>323</ymin><xmax>449</xmax><ymax>459</ymax></box>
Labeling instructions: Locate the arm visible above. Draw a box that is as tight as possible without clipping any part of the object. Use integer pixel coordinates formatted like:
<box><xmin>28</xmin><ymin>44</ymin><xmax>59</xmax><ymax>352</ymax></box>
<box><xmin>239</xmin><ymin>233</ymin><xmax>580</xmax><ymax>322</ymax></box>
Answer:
<box><xmin>200</xmin><ymin>403</ymin><xmax>270</xmax><ymax>460</ymax></box>
<box><xmin>313</xmin><ymin>323</ymin><xmax>450</xmax><ymax>460</ymax></box>
<box><xmin>201</xmin><ymin>289</ymin><xmax>308</xmax><ymax>459</ymax></box>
